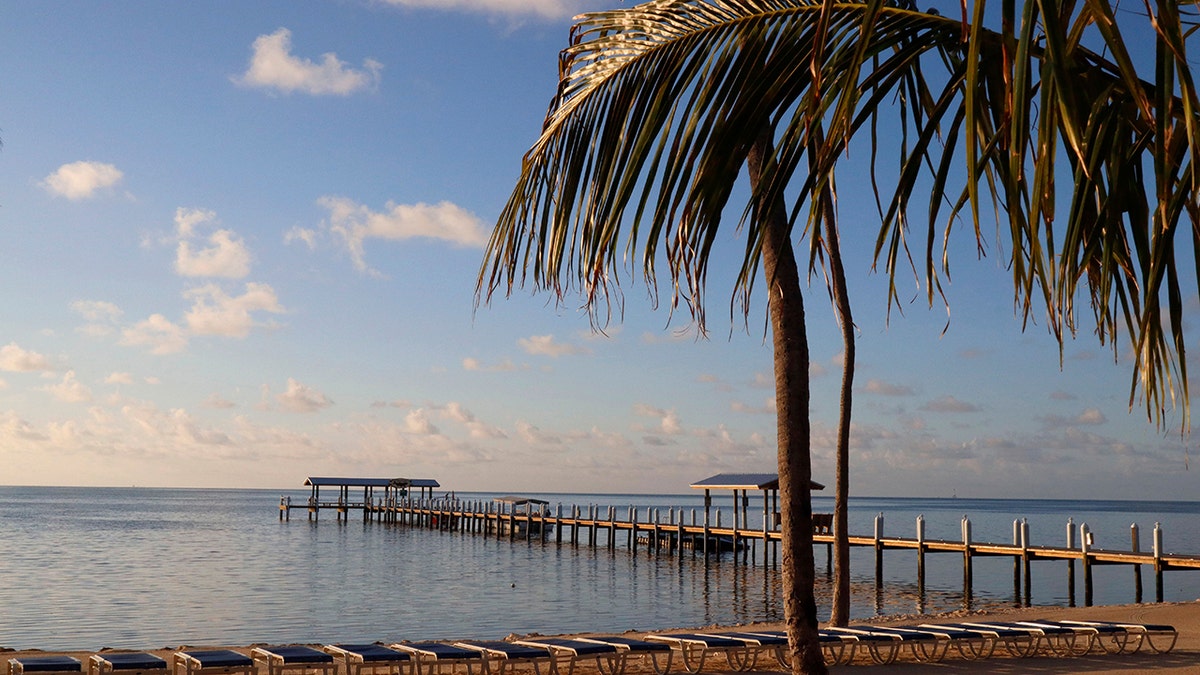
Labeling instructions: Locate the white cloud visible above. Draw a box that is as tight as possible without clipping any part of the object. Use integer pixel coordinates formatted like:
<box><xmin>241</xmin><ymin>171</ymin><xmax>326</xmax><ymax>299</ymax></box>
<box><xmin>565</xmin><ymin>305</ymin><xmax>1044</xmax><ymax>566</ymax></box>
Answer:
<box><xmin>440</xmin><ymin>402</ymin><xmax>507</xmax><ymax>439</ymax></box>
<box><xmin>277</xmin><ymin>378</ymin><xmax>333</xmax><ymax>413</ymax></box>
<box><xmin>633</xmin><ymin>403</ymin><xmax>684</xmax><ymax>435</ymax></box>
<box><xmin>177</xmin><ymin>229</ymin><xmax>252</xmax><ymax>278</ymax></box>
<box><xmin>1041</xmin><ymin>408</ymin><xmax>1109</xmax><ymax>429</ymax></box>
<box><xmin>516</xmin><ymin>420</ymin><xmax>562</xmax><ymax>445</ymax></box>
<box><xmin>184</xmin><ymin>282</ymin><xmax>284</xmax><ymax>337</ymax></box>
<box><xmin>518</xmin><ymin>334</ymin><xmax>591</xmax><ymax>358</ymax></box>
<box><xmin>121</xmin><ymin>314</ymin><xmax>188</xmax><ymax>355</ymax></box>
<box><xmin>172</xmin><ymin>208</ymin><xmax>252</xmax><ymax>278</ymax></box>
<box><xmin>234</xmin><ymin>28</ymin><xmax>381</xmax><ymax>96</ymax></box>
<box><xmin>40</xmin><ymin>161</ymin><xmax>123</xmax><ymax>200</ymax></box>
<box><xmin>920</xmin><ymin>395</ymin><xmax>982</xmax><ymax>413</ymax></box>
<box><xmin>318</xmin><ymin>196</ymin><xmax>488</xmax><ymax>274</ymax></box>
<box><xmin>404</xmin><ymin>408</ymin><xmax>439</xmax><ymax>435</ymax></box>
<box><xmin>284</xmin><ymin>227</ymin><xmax>319</xmax><ymax>249</ymax></box>
<box><xmin>731</xmin><ymin>398</ymin><xmax>775</xmax><ymax>415</ymax></box>
<box><xmin>202</xmin><ymin>393</ymin><xmax>237</xmax><ymax>410</ymax></box>
<box><xmin>379</xmin><ymin>0</ymin><xmax>584</xmax><ymax>19</ymax></box>
<box><xmin>105</xmin><ymin>372</ymin><xmax>134</xmax><ymax>385</ymax></box>
<box><xmin>45</xmin><ymin>370</ymin><xmax>92</xmax><ymax>403</ymax></box>
<box><xmin>863</xmin><ymin>379</ymin><xmax>916</xmax><ymax>396</ymax></box>
<box><xmin>0</xmin><ymin>343</ymin><xmax>53</xmax><ymax>372</ymax></box>
<box><xmin>71</xmin><ymin>300</ymin><xmax>123</xmax><ymax>322</ymax></box>
<box><xmin>462</xmin><ymin>357</ymin><xmax>520</xmax><ymax>372</ymax></box>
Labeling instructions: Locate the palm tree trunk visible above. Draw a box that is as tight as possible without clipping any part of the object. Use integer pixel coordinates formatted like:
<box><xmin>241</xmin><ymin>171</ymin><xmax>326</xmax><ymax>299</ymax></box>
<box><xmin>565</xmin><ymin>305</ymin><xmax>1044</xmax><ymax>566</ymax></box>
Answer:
<box><xmin>827</xmin><ymin>227</ymin><xmax>854</xmax><ymax>627</ymax></box>
<box><xmin>748</xmin><ymin>135</ymin><xmax>827</xmax><ymax>674</ymax></box>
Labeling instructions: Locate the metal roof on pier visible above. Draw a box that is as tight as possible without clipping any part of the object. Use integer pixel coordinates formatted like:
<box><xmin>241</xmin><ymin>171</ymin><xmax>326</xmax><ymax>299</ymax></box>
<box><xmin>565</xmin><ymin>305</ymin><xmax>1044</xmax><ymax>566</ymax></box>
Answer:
<box><xmin>690</xmin><ymin>473</ymin><xmax>825</xmax><ymax>491</ymax></box>
<box><xmin>304</xmin><ymin>476</ymin><xmax>441</xmax><ymax>488</ymax></box>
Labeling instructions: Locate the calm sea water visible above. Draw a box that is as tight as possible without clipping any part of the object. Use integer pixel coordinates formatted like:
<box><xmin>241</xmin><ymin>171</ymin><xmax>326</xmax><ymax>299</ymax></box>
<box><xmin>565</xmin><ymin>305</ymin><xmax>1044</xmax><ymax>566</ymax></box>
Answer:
<box><xmin>0</xmin><ymin>486</ymin><xmax>1197</xmax><ymax>651</ymax></box>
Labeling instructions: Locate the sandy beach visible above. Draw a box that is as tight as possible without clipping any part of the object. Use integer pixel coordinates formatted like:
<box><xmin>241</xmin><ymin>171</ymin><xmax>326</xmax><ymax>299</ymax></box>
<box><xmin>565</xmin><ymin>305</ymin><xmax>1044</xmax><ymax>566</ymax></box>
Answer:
<box><xmin>5</xmin><ymin>601</ymin><xmax>1197</xmax><ymax>674</ymax></box>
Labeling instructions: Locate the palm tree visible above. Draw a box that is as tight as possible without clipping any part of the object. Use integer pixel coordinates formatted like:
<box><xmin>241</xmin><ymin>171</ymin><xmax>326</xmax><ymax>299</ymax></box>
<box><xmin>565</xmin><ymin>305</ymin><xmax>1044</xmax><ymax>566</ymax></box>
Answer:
<box><xmin>477</xmin><ymin>1</ymin><xmax>1200</xmax><ymax>671</ymax></box>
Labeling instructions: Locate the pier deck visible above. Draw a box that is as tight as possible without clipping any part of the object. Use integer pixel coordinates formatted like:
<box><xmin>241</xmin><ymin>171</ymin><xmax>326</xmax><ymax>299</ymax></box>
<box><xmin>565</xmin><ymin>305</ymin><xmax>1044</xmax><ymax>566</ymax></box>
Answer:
<box><xmin>278</xmin><ymin>476</ymin><xmax>1200</xmax><ymax>608</ymax></box>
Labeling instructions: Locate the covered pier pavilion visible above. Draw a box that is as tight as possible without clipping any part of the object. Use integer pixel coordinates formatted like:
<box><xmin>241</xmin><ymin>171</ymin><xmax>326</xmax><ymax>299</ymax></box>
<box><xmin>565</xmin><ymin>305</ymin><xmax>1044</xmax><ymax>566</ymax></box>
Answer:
<box><xmin>279</xmin><ymin>476</ymin><xmax>441</xmax><ymax>521</ymax></box>
<box><xmin>690</xmin><ymin>472</ymin><xmax>830</xmax><ymax>562</ymax></box>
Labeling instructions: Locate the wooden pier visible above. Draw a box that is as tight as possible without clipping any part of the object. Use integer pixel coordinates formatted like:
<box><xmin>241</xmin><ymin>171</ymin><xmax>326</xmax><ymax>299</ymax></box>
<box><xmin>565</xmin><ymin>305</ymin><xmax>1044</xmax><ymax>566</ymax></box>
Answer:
<box><xmin>278</xmin><ymin>475</ymin><xmax>1200</xmax><ymax>608</ymax></box>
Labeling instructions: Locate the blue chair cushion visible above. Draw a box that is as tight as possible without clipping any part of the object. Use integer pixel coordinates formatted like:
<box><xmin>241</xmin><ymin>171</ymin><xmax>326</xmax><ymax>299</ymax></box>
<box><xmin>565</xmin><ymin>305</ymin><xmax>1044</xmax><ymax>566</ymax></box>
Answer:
<box><xmin>329</xmin><ymin>646</ymin><xmax>409</xmax><ymax>663</ymax></box>
<box><xmin>99</xmin><ymin>655</ymin><xmax>167</xmax><ymax>671</ymax></box>
<box><xmin>180</xmin><ymin>651</ymin><xmax>253</xmax><ymax>668</ymax></box>
<box><xmin>12</xmin><ymin>658</ymin><xmax>82</xmax><ymax>673</ymax></box>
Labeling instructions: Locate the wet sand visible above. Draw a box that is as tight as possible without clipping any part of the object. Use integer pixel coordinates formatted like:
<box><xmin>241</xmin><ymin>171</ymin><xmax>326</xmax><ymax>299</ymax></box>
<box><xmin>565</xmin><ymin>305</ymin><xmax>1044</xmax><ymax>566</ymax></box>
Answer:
<box><xmin>4</xmin><ymin>601</ymin><xmax>1197</xmax><ymax>673</ymax></box>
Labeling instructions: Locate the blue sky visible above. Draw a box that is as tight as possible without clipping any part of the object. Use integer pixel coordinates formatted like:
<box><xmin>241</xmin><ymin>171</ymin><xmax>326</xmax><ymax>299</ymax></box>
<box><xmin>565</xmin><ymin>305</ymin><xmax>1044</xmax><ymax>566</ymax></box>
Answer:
<box><xmin>0</xmin><ymin>0</ymin><xmax>1194</xmax><ymax>499</ymax></box>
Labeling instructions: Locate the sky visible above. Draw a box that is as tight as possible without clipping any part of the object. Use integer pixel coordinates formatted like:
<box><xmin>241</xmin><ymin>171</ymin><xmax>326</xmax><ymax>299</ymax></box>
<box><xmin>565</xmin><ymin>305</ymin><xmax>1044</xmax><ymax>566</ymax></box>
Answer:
<box><xmin>0</xmin><ymin>0</ymin><xmax>1195</xmax><ymax>500</ymax></box>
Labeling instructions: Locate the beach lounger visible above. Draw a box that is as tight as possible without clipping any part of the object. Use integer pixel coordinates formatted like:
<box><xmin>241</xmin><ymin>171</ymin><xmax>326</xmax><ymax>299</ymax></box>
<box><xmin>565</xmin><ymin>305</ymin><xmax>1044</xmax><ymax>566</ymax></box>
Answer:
<box><xmin>9</xmin><ymin>657</ymin><xmax>82</xmax><ymax>675</ymax></box>
<box><xmin>453</xmin><ymin>642</ymin><xmax>551</xmax><ymax>675</ymax></box>
<box><xmin>90</xmin><ymin>654</ymin><xmax>168</xmax><ymax>675</ymax></box>
<box><xmin>574</xmin><ymin>637</ymin><xmax>672</xmax><ymax>675</ymax></box>
<box><xmin>389</xmin><ymin>644</ymin><xmax>481</xmax><ymax>675</ymax></box>
<box><xmin>867</xmin><ymin>624</ymin><xmax>996</xmax><ymax>661</ymax></box>
<box><xmin>920</xmin><ymin>622</ymin><xmax>1038</xmax><ymax>658</ymax></box>
<box><xmin>644</xmin><ymin>633</ymin><xmax>753</xmax><ymax>673</ymax></box>
<box><xmin>323</xmin><ymin>645</ymin><xmax>411</xmax><ymax>675</ymax></box>
<box><xmin>1017</xmin><ymin>619</ymin><xmax>1133</xmax><ymax>654</ymax></box>
<box><xmin>513</xmin><ymin>638</ymin><xmax>620</xmax><ymax>675</ymax></box>
<box><xmin>742</xmin><ymin>630</ymin><xmax>855</xmax><ymax>667</ymax></box>
<box><xmin>819</xmin><ymin>627</ymin><xmax>903</xmax><ymax>665</ymax></box>
<box><xmin>250</xmin><ymin>647</ymin><xmax>335</xmax><ymax>675</ymax></box>
<box><xmin>1060</xmin><ymin>620</ymin><xmax>1179</xmax><ymax>653</ymax></box>
<box><xmin>960</xmin><ymin>621</ymin><xmax>1080</xmax><ymax>656</ymax></box>
<box><xmin>695</xmin><ymin>632</ymin><xmax>788</xmax><ymax>670</ymax></box>
<box><xmin>173</xmin><ymin>651</ymin><xmax>255</xmax><ymax>675</ymax></box>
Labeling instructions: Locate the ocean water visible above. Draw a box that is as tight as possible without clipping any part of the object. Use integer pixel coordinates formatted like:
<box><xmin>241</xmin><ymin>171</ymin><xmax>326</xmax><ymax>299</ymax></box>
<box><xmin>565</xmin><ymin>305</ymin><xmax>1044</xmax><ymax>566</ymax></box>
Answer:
<box><xmin>0</xmin><ymin>486</ymin><xmax>1197</xmax><ymax>651</ymax></box>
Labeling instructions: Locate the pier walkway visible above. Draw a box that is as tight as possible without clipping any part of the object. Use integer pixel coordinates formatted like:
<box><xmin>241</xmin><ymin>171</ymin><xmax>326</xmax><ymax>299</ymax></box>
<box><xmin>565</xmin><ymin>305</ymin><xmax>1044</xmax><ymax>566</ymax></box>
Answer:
<box><xmin>278</xmin><ymin>475</ymin><xmax>1200</xmax><ymax>608</ymax></box>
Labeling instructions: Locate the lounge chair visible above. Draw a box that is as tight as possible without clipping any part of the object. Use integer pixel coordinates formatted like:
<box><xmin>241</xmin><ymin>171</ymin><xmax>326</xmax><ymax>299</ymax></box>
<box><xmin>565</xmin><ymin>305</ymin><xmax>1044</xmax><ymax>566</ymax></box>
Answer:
<box><xmin>89</xmin><ymin>654</ymin><xmax>168</xmax><ymax>675</ymax></box>
<box><xmin>512</xmin><ymin>638</ymin><xmax>620</xmax><ymax>675</ymax></box>
<box><xmin>959</xmin><ymin>621</ymin><xmax>1079</xmax><ymax>656</ymax></box>
<box><xmin>8</xmin><ymin>657</ymin><xmax>82</xmax><ymax>675</ymax></box>
<box><xmin>864</xmin><ymin>624</ymin><xmax>996</xmax><ymax>661</ymax></box>
<box><xmin>250</xmin><ymin>647</ymin><xmax>335</xmax><ymax>675</ymax></box>
<box><xmin>1016</xmin><ymin>619</ymin><xmax>1133</xmax><ymax>654</ymax></box>
<box><xmin>453</xmin><ymin>641</ymin><xmax>552</xmax><ymax>675</ymax></box>
<box><xmin>742</xmin><ymin>629</ymin><xmax>857</xmax><ymax>667</ymax></box>
<box><xmin>323</xmin><ymin>645</ymin><xmax>411</xmax><ymax>675</ymax></box>
<box><xmin>389</xmin><ymin>643</ymin><xmax>481</xmax><ymax>675</ymax></box>
<box><xmin>574</xmin><ymin>637</ymin><xmax>673</xmax><ymax>675</ymax></box>
<box><xmin>920</xmin><ymin>623</ymin><xmax>1038</xmax><ymax>658</ymax></box>
<box><xmin>1060</xmin><ymin>620</ymin><xmax>1179</xmax><ymax>653</ymax></box>
<box><xmin>695</xmin><ymin>632</ymin><xmax>788</xmax><ymax>670</ymax></box>
<box><xmin>643</xmin><ymin>633</ymin><xmax>753</xmax><ymax>673</ymax></box>
<box><xmin>173</xmin><ymin>651</ymin><xmax>255</xmax><ymax>675</ymax></box>
<box><xmin>819</xmin><ymin>627</ymin><xmax>904</xmax><ymax>665</ymax></box>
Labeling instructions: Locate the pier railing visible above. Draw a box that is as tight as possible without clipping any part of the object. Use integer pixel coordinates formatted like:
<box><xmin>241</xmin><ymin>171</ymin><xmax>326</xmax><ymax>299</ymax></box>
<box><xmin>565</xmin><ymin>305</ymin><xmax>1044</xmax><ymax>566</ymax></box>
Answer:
<box><xmin>278</xmin><ymin>495</ymin><xmax>1200</xmax><ymax>607</ymax></box>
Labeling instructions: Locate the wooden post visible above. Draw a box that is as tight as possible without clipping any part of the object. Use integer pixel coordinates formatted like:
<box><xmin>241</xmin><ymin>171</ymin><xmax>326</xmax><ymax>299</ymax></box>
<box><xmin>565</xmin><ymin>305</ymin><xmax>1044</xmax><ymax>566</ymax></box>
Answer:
<box><xmin>624</xmin><ymin>505</ymin><xmax>633</xmax><ymax>552</ymax></box>
<box><xmin>962</xmin><ymin>515</ymin><xmax>973</xmax><ymax>608</ymax></box>
<box><xmin>703</xmin><ymin>490</ymin><xmax>711</xmax><ymax>559</ymax></box>
<box><xmin>1154</xmin><ymin>522</ymin><xmax>1164</xmax><ymax>602</ymax></box>
<box><xmin>676</xmin><ymin>508</ymin><xmax>684</xmax><ymax>554</ymax></box>
<box><xmin>1022</xmin><ymin>519</ymin><xmax>1031</xmax><ymax>605</ymax></box>
<box><xmin>1012</xmin><ymin>518</ymin><xmax>1022</xmax><ymax>600</ymax></box>
<box><xmin>1132</xmin><ymin>523</ymin><xmax>1143</xmax><ymax>603</ymax></box>
<box><xmin>1081</xmin><ymin>522</ymin><xmax>1093</xmax><ymax>606</ymax></box>
<box><xmin>1066</xmin><ymin>517</ymin><xmax>1076</xmax><ymax>607</ymax></box>
<box><xmin>761</xmin><ymin>488</ymin><xmax>770</xmax><ymax>567</ymax></box>
<box><xmin>874</xmin><ymin>512</ymin><xmax>884</xmax><ymax>588</ymax></box>
<box><xmin>916</xmin><ymin>514</ymin><xmax>926</xmax><ymax>593</ymax></box>
<box><xmin>608</xmin><ymin>506</ymin><xmax>616</xmax><ymax>549</ymax></box>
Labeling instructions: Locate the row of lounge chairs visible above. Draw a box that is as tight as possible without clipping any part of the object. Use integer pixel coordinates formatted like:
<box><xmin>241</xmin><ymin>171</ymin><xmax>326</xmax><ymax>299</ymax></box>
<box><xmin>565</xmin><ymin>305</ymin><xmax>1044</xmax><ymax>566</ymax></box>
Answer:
<box><xmin>643</xmin><ymin>619</ymin><xmax>1177</xmax><ymax>669</ymax></box>
<box><xmin>4</xmin><ymin>619</ymin><xmax>1177</xmax><ymax>675</ymax></box>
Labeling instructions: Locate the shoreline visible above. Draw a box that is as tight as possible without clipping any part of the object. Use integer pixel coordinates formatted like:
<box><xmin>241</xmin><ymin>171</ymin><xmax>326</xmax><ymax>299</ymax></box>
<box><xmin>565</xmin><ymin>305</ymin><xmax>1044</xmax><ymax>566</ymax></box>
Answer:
<box><xmin>5</xmin><ymin>601</ymin><xmax>1197</xmax><ymax>674</ymax></box>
